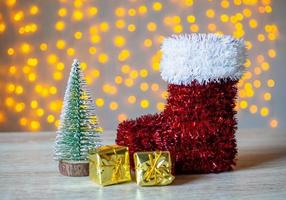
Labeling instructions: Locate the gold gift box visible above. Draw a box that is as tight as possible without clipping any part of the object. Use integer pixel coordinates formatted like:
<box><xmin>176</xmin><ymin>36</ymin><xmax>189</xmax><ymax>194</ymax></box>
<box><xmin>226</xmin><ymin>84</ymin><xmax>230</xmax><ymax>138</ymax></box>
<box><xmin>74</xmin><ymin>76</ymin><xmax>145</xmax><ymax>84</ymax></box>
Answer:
<box><xmin>134</xmin><ymin>151</ymin><xmax>175</xmax><ymax>186</ymax></box>
<box><xmin>88</xmin><ymin>145</ymin><xmax>131</xmax><ymax>186</ymax></box>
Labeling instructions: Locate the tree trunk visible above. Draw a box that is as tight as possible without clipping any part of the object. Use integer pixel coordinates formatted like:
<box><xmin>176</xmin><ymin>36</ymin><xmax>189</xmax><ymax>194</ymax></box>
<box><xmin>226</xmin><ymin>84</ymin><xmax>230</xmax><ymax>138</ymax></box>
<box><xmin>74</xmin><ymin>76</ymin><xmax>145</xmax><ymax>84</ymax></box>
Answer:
<box><xmin>58</xmin><ymin>160</ymin><xmax>89</xmax><ymax>176</ymax></box>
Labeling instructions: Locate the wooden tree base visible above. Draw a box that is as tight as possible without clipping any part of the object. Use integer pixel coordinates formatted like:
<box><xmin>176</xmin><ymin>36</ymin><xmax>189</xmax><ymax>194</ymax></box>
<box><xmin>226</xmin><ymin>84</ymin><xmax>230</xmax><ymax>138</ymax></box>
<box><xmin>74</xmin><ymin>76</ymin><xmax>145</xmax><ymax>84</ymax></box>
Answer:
<box><xmin>59</xmin><ymin>160</ymin><xmax>89</xmax><ymax>177</ymax></box>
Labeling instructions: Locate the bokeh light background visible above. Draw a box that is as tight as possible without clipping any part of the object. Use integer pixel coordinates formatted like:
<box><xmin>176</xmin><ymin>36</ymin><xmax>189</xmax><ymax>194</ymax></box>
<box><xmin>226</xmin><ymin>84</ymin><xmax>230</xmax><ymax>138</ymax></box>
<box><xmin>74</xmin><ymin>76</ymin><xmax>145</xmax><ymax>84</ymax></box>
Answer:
<box><xmin>0</xmin><ymin>0</ymin><xmax>285</xmax><ymax>132</ymax></box>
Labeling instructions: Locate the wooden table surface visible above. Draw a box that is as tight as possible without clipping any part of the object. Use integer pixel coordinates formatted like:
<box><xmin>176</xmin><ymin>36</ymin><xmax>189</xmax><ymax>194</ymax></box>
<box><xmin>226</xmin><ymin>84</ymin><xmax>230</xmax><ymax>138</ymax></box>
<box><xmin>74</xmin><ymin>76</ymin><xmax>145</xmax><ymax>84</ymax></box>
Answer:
<box><xmin>0</xmin><ymin>129</ymin><xmax>286</xmax><ymax>200</ymax></box>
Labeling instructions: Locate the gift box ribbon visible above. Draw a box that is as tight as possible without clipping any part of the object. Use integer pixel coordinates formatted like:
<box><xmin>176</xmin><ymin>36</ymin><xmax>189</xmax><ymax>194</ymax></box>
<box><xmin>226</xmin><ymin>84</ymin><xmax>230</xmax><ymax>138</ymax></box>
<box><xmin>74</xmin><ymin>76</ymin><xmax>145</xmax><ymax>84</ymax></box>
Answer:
<box><xmin>100</xmin><ymin>146</ymin><xmax>126</xmax><ymax>182</ymax></box>
<box><xmin>137</xmin><ymin>151</ymin><xmax>171</xmax><ymax>184</ymax></box>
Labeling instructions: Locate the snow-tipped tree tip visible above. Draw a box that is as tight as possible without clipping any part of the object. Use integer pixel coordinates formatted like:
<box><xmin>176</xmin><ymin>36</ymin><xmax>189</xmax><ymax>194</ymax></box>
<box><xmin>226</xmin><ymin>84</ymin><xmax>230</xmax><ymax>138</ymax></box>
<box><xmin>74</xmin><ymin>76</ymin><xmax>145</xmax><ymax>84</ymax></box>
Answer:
<box><xmin>160</xmin><ymin>33</ymin><xmax>247</xmax><ymax>85</ymax></box>
<box><xmin>73</xmin><ymin>59</ymin><xmax>80</xmax><ymax>66</ymax></box>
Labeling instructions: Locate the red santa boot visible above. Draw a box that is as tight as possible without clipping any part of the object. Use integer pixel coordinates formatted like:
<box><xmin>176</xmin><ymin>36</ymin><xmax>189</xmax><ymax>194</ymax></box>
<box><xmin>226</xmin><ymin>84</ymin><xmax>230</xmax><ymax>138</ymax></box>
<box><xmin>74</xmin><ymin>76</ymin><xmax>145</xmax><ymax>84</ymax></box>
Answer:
<box><xmin>116</xmin><ymin>33</ymin><xmax>246</xmax><ymax>174</ymax></box>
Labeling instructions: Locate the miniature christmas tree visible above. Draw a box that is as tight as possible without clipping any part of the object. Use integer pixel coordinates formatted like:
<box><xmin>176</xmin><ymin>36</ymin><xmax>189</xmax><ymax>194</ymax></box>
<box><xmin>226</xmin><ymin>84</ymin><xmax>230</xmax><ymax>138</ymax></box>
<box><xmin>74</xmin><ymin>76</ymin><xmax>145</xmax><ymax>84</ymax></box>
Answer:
<box><xmin>54</xmin><ymin>59</ymin><xmax>102</xmax><ymax>176</ymax></box>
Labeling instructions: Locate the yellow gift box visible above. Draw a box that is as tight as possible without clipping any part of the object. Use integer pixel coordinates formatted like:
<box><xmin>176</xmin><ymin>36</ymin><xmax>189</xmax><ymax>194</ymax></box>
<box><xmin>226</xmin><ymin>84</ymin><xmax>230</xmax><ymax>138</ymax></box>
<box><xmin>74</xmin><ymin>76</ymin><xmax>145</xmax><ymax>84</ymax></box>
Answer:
<box><xmin>88</xmin><ymin>145</ymin><xmax>131</xmax><ymax>186</ymax></box>
<box><xmin>134</xmin><ymin>151</ymin><xmax>175</xmax><ymax>186</ymax></box>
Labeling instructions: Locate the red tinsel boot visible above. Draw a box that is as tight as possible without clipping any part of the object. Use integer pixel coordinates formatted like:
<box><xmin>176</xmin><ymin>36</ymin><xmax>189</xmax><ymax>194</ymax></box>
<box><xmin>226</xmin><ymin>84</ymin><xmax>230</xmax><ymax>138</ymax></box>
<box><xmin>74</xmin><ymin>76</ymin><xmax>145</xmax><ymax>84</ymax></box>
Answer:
<box><xmin>116</xmin><ymin>33</ymin><xmax>246</xmax><ymax>174</ymax></box>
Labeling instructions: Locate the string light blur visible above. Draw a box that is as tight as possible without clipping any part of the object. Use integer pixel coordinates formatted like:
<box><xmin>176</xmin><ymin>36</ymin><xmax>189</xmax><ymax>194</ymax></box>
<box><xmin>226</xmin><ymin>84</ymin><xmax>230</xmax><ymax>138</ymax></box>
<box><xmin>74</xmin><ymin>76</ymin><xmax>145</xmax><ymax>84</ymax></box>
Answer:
<box><xmin>0</xmin><ymin>0</ymin><xmax>279</xmax><ymax>131</ymax></box>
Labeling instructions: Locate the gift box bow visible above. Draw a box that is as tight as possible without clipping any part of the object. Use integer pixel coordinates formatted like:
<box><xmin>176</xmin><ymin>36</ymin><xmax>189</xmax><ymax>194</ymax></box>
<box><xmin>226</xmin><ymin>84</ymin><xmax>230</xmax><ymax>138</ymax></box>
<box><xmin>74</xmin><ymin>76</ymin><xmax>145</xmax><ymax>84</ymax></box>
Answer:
<box><xmin>89</xmin><ymin>145</ymin><xmax>129</xmax><ymax>182</ymax></box>
<box><xmin>135</xmin><ymin>151</ymin><xmax>174</xmax><ymax>184</ymax></box>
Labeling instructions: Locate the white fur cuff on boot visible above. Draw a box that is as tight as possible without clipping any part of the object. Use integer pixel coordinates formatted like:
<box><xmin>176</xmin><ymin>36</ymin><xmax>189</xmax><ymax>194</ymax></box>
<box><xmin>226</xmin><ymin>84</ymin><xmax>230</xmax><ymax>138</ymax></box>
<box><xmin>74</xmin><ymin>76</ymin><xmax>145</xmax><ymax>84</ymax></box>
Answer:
<box><xmin>160</xmin><ymin>33</ymin><xmax>247</xmax><ymax>85</ymax></box>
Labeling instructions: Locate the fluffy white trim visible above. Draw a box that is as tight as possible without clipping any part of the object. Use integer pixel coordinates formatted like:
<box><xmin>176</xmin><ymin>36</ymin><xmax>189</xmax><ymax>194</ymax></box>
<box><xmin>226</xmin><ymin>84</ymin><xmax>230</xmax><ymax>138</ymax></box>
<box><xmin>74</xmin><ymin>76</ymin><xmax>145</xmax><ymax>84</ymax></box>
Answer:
<box><xmin>160</xmin><ymin>33</ymin><xmax>246</xmax><ymax>85</ymax></box>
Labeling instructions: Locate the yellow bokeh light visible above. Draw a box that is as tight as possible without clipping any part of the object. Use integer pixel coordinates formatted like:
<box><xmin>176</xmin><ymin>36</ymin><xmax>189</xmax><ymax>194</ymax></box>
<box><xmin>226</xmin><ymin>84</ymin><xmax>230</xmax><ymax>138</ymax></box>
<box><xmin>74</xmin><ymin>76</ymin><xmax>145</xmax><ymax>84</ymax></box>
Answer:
<box><xmin>47</xmin><ymin>54</ymin><xmax>58</xmax><ymax>64</ymax></box>
<box><xmin>113</xmin><ymin>36</ymin><xmax>126</xmax><ymax>47</ymax></box>
<box><xmin>72</xmin><ymin>10</ymin><xmax>83</xmax><ymax>21</ymax></box>
<box><xmin>206</xmin><ymin>9</ymin><xmax>215</xmax><ymax>18</ymax></box>
<box><xmin>89</xmin><ymin>47</ymin><xmax>97</xmax><ymax>55</ymax></box>
<box><xmin>121</xmin><ymin>64</ymin><xmax>130</xmax><ymax>74</ymax></box>
<box><xmin>30</xmin><ymin>100</ymin><xmax>38</xmax><ymax>109</ymax></box>
<box><xmin>28</xmin><ymin>73</ymin><xmax>37</xmax><ymax>82</ymax></box>
<box><xmin>14</xmin><ymin>11</ymin><xmax>24</xmax><ymax>21</ymax></box>
<box><xmin>19</xmin><ymin>117</ymin><xmax>28</xmax><ymax>126</ymax></box>
<box><xmin>173</xmin><ymin>25</ymin><xmax>183</xmax><ymax>33</ymax></box>
<box><xmin>109</xmin><ymin>101</ymin><xmax>119</xmax><ymax>110</ymax></box>
<box><xmin>91</xmin><ymin>69</ymin><xmax>100</xmax><ymax>78</ymax></box>
<box><xmin>254</xmin><ymin>67</ymin><xmax>261</xmax><ymax>75</ymax></box>
<box><xmin>6</xmin><ymin>83</ymin><xmax>15</xmax><ymax>93</ymax></box>
<box><xmin>240</xmin><ymin>100</ymin><xmax>248</xmax><ymax>109</ymax></box>
<box><xmin>187</xmin><ymin>15</ymin><xmax>196</xmax><ymax>23</ymax></box>
<box><xmin>8</xmin><ymin>66</ymin><xmax>17</xmax><ymax>75</ymax></box>
<box><xmin>156</xmin><ymin>102</ymin><xmax>165</xmax><ymax>111</ymax></box>
<box><xmin>90</xmin><ymin>35</ymin><xmax>101</xmax><ymax>44</ymax></box>
<box><xmin>140</xmin><ymin>99</ymin><xmax>149</xmax><ymax>109</ymax></box>
<box><xmin>140</xmin><ymin>82</ymin><xmax>149</xmax><ymax>92</ymax></box>
<box><xmin>7</xmin><ymin>48</ymin><xmax>15</xmax><ymax>56</ymax></box>
<box><xmin>29</xmin><ymin>5</ymin><xmax>39</xmax><ymax>15</ymax></box>
<box><xmin>140</xmin><ymin>69</ymin><xmax>148</xmax><ymax>78</ymax></box>
<box><xmin>153</xmin><ymin>2</ymin><xmax>162</xmax><ymax>11</ymax></box>
<box><xmin>36</xmin><ymin>108</ymin><xmax>45</xmax><ymax>117</ymax></box>
<box><xmin>249</xmin><ymin>105</ymin><xmax>258</xmax><ymax>114</ymax></box>
<box><xmin>98</xmin><ymin>53</ymin><xmax>109</xmax><ymax>64</ymax></box>
<box><xmin>128</xmin><ymin>24</ymin><xmax>136</xmax><ymax>32</ymax></box>
<box><xmin>151</xmin><ymin>83</ymin><xmax>159</xmax><ymax>91</ymax></box>
<box><xmin>267</xmin><ymin>79</ymin><xmax>275</xmax><ymax>88</ymax></box>
<box><xmin>263</xmin><ymin>92</ymin><xmax>271</xmax><ymax>101</ymax></box>
<box><xmin>260</xmin><ymin>107</ymin><xmax>269</xmax><ymax>117</ymax></box>
<box><xmin>130</xmin><ymin>70</ymin><xmax>138</xmax><ymax>79</ymax></box>
<box><xmin>114</xmin><ymin>76</ymin><xmax>123</xmax><ymax>84</ymax></box>
<box><xmin>185</xmin><ymin>0</ymin><xmax>194</xmax><ymax>6</ymax></box>
<box><xmin>128</xmin><ymin>95</ymin><xmax>136</xmax><ymax>104</ymax></box>
<box><xmin>56</xmin><ymin>40</ymin><xmax>66</xmax><ymax>49</ymax></box>
<box><xmin>21</xmin><ymin>43</ymin><xmax>31</xmax><ymax>54</ymax></box>
<box><xmin>144</xmin><ymin>38</ymin><xmax>152</xmax><ymax>47</ymax></box>
<box><xmin>58</xmin><ymin>8</ymin><xmax>67</xmax><ymax>17</ymax></box>
<box><xmin>190</xmin><ymin>24</ymin><xmax>199</xmax><ymax>32</ymax></box>
<box><xmin>67</xmin><ymin>48</ymin><xmax>75</xmax><ymax>56</ymax></box>
<box><xmin>257</xmin><ymin>34</ymin><xmax>265</xmax><ymax>42</ymax></box>
<box><xmin>0</xmin><ymin>112</ymin><xmax>6</xmax><ymax>123</ymax></box>
<box><xmin>53</xmin><ymin>72</ymin><xmax>63</xmax><ymax>81</ymax></box>
<box><xmin>118</xmin><ymin>113</ymin><xmax>127</xmax><ymax>122</ymax></box>
<box><xmin>261</xmin><ymin>62</ymin><xmax>270</xmax><ymax>71</ymax></box>
<box><xmin>208</xmin><ymin>23</ymin><xmax>216</xmax><ymax>32</ymax></box>
<box><xmin>115</xmin><ymin>7</ymin><xmax>126</xmax><ymax>17</ymax></box>
<box><xmin>268</xmin><ymin>49</ymin><xmax>276</xmax><ymax>58</ymax></box>
<box><xmin>15</xmin><ymin>85</ymin><xmax>24</xmax><ymax>95</ymax></box>
<box><xmin>270</xmin><ymin>119</ymin><xmax>278</xmax><ymax>128</ymax></box>
<box><xmin>220</xmin><ymin>14</ymin><xmax>229</xmax><ymax>23</ymax></box>
<box><xmin>6</xmin><ymin>0</ymin><xmax>16</xmax><ymax>7</ymax></box>
<box><xmin>99</xmin><ymin>22</ymin><xmax>109</xmax><ymax>32</ymax></box>
<box><xmin>74</xmin><ymin>31</ymin><xmax>82</xmax><ymax>40</ymax></box>
<box><xmin>30</xmin><ymin>120</ymin><xmax>40</xmax><ymax>131</ymax></box>
<box><xmin>0</xmin><ymin>22</ymin><xmax>6</xmax><ymax>33</ymax></box>
<box><xmin>128</xmin><ymin>8</ymin><xmax>136</xmax><ymax>16</ymax></box>
<box><xmin>249</xmin><ymin>19</ymin><xmax>258</xmax><ymax>28</ymax></box>
<box><xmin>138</xmin><ymin>5</ymin><xmax>148</xmax><ymax>15</ymax></box>
<box><xmin>221</xmin><ymin>0</ymin><xmax>229</xmax><ymax>8</ymax></box>
<box><xmin>88</xmin><ymin>7</ymin><xmax>98</xmax><ymax>16</ymax></box>
<box><xmin>47</xmin><ymin>115</ymin><xmax>55</xmax><ymax>123</ymax></box>
<box><xmin>115</xmin><ymin>19</ymin><xmax>126</xmax><ymax>29</ymax></box>
<box><xmin>95</xmin><ymin>98</ymin><xmax>105</xmax><ymax>107</ymax></box>
<box><xmin>118</xmin><ymin>49</ymin><xmax>130</xmax><ymax>61</ymax></box>
<box><xmin>161</xmin><ymin>91</ymin><xmax>169</xmax><ymax>99</ymax></box>
<box><xmin>55</xmin><ymin>21</ymin><xmax>65</xmax><ymax>31</ymax></box>
<box><xmin>15</xmin><ymin>103</ymin><xmax>25</xmax><ymax>112</ymax></box>
<box><xmin>253</xmin><ymin>80</ymin><xmax>261</xmax><ymax>88</ymax></box>
<box><xmin>5</xmin><ymin>97</ymin><xmax>15</xmax><ymax>107</ymax></box>
<box><xmin>40</xmin><ymin>43</ymin><xmax>48</xmax><ymax>51</ymax></box>
<box><xmin>147</xmin><ymin>22</ymin><xmax>157</xmax><ymax>32</ymax></box>
<box><xmin>124</xmin><ymin>78</ymin><xmax>134</xmax><ymax>87</ymax></box>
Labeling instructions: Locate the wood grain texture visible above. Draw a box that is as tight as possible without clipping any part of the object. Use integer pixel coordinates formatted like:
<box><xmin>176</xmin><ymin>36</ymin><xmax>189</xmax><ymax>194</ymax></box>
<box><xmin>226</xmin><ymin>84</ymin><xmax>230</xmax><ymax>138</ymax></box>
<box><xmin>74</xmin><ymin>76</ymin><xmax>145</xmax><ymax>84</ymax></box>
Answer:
<box><xmin>58</xmin><ymin>161</ymin><xmax>89</xmax><ymax>177</ymax></box>
<box><xmin>0</xmin><ymin>129</ymin><xmax>286</xmax><ymax>200</ymax></box>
